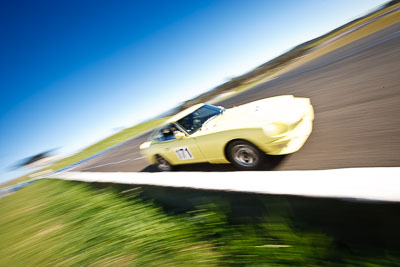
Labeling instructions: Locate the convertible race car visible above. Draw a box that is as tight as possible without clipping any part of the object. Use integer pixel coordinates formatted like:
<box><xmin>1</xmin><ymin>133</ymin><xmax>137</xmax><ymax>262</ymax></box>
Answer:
<box><xmin>140</xmin><ymin>95</ymin><xmax>314</xmax><ymax>171</ymax></box>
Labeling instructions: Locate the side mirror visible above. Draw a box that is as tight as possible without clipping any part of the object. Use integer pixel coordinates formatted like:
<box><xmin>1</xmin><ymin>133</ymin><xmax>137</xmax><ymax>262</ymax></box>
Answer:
<box><xmin>174</xmin><ymin>131</ymin><xmax>186</xmax><ymax>140</ymax></box>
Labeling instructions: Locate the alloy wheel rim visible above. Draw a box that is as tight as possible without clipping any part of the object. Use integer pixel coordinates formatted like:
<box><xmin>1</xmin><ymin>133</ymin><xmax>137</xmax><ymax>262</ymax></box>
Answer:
<box><xmin>157</xmin><ymin>157</ymin><xmax>171</xmax><ymax>171</ymax></box>
<box><xmin>232</xmin><ymin>144</ymin><xmax>259</xmax><ymax>167</ymax></box>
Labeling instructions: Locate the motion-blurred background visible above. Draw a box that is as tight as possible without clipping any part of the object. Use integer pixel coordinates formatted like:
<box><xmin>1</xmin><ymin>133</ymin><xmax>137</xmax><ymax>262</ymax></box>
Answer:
<box><xmin>1</xmin><ymin>1</ymin><xmax>400</xmax><ymax>266</ymax></box>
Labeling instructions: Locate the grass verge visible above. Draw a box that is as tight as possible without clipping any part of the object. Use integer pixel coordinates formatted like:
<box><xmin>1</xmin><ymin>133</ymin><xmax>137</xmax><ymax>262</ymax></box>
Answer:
<box><xmin>1</xmin><ymin>179</ymin><xmax>399</xmax><ymax>266</ymax></box>
<box><xmin>0</xmin><ymin>179</ymin><xmax>219</xmax><ymax>266</ymax></box>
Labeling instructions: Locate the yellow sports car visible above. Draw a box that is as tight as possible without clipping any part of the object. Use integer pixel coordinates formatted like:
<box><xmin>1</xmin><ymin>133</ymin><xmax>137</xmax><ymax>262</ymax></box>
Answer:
<box><xmin>140</xmin><ymin>95</ymin><xmax>314</xmax><ymax>171</ymax></box>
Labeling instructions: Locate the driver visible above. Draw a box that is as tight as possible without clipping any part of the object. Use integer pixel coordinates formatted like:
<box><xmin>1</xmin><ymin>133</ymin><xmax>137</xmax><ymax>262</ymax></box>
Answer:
<box><xmin>162</xmin><ymin>125</ymin><xmax>179</xmax><ymax>141</ymax></box>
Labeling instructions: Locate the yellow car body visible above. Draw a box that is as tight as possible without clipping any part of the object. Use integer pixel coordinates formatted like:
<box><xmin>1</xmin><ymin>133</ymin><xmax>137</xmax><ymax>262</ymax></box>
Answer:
<box><xmin>140</xmin><ymin>95</ymin><xmax>314</xmax><ymax>170</ymax></box>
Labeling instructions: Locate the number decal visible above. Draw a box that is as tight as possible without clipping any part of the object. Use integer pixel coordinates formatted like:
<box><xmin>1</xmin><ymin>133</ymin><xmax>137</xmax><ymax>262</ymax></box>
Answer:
<box><xmin>174</xmin><ymin>146</ymin><xmax>194</xmax><ymax>160</ymax></box>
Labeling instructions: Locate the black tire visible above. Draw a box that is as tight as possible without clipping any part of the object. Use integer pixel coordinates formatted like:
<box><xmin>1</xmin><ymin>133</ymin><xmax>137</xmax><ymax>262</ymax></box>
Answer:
<box><xmin>155</xmin><ymin>155</ymin><xmax>173</xmax><ymax>171</ymax></box>
<box><xmin>226</xmin><ymin>140</ymin><xmax>263</xmax><ymax>170</ymax></box>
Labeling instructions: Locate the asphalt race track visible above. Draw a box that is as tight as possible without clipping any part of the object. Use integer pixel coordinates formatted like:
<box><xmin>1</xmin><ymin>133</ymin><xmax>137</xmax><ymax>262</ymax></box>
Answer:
<box><xmin>74</xmin><ymin>23</ymin><xmax>400</xmax><ymax>173</ymax></box>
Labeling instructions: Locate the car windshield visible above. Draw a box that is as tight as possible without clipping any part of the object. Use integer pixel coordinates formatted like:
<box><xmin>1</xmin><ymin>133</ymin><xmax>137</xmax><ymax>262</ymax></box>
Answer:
<box><xmin>176</xmin><ymin>104</ymin><xmax>223</xmax><ymax>135</ymax></box>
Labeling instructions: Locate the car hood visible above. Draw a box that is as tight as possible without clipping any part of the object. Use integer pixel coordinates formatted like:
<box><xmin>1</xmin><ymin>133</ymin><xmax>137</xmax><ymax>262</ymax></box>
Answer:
<box><xmin>196</xmin><ymin>95</ymin><xmax>305</xmax><ymax>135</ymax></box>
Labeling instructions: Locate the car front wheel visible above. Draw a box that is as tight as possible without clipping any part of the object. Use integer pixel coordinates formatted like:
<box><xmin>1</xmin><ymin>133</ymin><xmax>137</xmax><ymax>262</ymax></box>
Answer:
<box><xmin>227</xmin><ymin>140</ymin><xmax>263</xmax><ymax>170</ymax></box>
<box><xmin>155</xmin><ymin>155</ymin><xmax>173</xmax><ymax>171</ymax></box>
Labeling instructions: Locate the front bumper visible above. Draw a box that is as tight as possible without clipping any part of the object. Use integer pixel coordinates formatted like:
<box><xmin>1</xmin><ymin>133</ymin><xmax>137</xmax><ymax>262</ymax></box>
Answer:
<box><xmin>261</xmin><ymin>104</ymin><xmax>314</xmax><ymax>155</ymax></box>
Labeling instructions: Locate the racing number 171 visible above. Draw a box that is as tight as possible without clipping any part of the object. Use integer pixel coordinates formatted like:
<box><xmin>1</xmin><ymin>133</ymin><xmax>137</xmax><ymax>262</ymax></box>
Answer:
<box><xmin>175</xmin><ymin>147</ymin><xmax>194</xmax><ymax>160</ymax></box>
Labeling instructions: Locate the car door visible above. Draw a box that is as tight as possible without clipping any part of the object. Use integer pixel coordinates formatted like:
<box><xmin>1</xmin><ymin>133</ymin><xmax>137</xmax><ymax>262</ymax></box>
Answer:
<box><xmin>152</xmin><ymin>124</ymin><xmax>205</xmax><ymax>165</ymax></box>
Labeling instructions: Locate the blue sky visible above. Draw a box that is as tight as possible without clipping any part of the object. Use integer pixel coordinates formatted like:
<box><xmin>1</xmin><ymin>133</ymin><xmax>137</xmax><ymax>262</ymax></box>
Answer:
<box><xmin>0</xmin><ymin>0</ymin><xmax>388</xmax><ymax>183</ymax></box>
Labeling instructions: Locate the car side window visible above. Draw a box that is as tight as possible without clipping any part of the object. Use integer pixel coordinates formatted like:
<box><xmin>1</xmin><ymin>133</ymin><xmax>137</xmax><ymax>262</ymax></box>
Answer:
<box><xmin>153</xmin><ymin>124</ymin><xmax>181</xmax><ymax>142</ymax></box>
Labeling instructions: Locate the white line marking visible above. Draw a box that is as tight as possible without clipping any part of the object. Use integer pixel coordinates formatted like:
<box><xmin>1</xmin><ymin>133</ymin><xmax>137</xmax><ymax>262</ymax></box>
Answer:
<box><xmin>79</xmin><ymin>157</ymin><xmax>144</xmax><ymax>171</ymax></box>
<box><xmin>51</xmin><ymin>167</ymin><xmax>400</xmax><ymax>202</ymax></box>
<box><xmin>113</xmin><ymin>146</ymin><xmax>141</xmax><ymax>153</ymax></box>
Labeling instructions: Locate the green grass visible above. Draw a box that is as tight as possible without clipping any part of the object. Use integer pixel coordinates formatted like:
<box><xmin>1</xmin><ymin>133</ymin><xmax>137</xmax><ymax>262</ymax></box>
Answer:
<box><xmin>2</xmin><ymin>179</ymin><xmax>398</xmax><ymax>266</ymax></box>
<box><xmin>0</xmin><ymin>180</ymin><xmax>219</xmax><ymax>266</ymax></box>
<box><xmin>1</xmin><ymin>117</ymin><xmax>167</xmax><ymax>188</ymax></box>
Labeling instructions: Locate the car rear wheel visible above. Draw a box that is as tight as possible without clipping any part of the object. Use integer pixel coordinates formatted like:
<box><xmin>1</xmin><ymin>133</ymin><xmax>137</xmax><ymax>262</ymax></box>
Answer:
<box><xmin>227</xmin><ymin>140</ymin><xmax>263</xmax><ymax>170</ymax></box>
<box><xmin>156</xmin><ymin>155</ymin><xmax>173</xmax><ymax>171</ymax></box>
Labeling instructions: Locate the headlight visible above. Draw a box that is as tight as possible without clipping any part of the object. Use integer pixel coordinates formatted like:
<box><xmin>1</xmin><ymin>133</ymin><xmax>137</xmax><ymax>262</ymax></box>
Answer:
<box><xmin>140</xmin><ymin>141</ymin><xmax>152</xmax><ymax>150</ymax></box>
<box><xmin>263</xmin><ymin>123</ymin><xmax>287</xmax><ymax>136</ymax></box>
